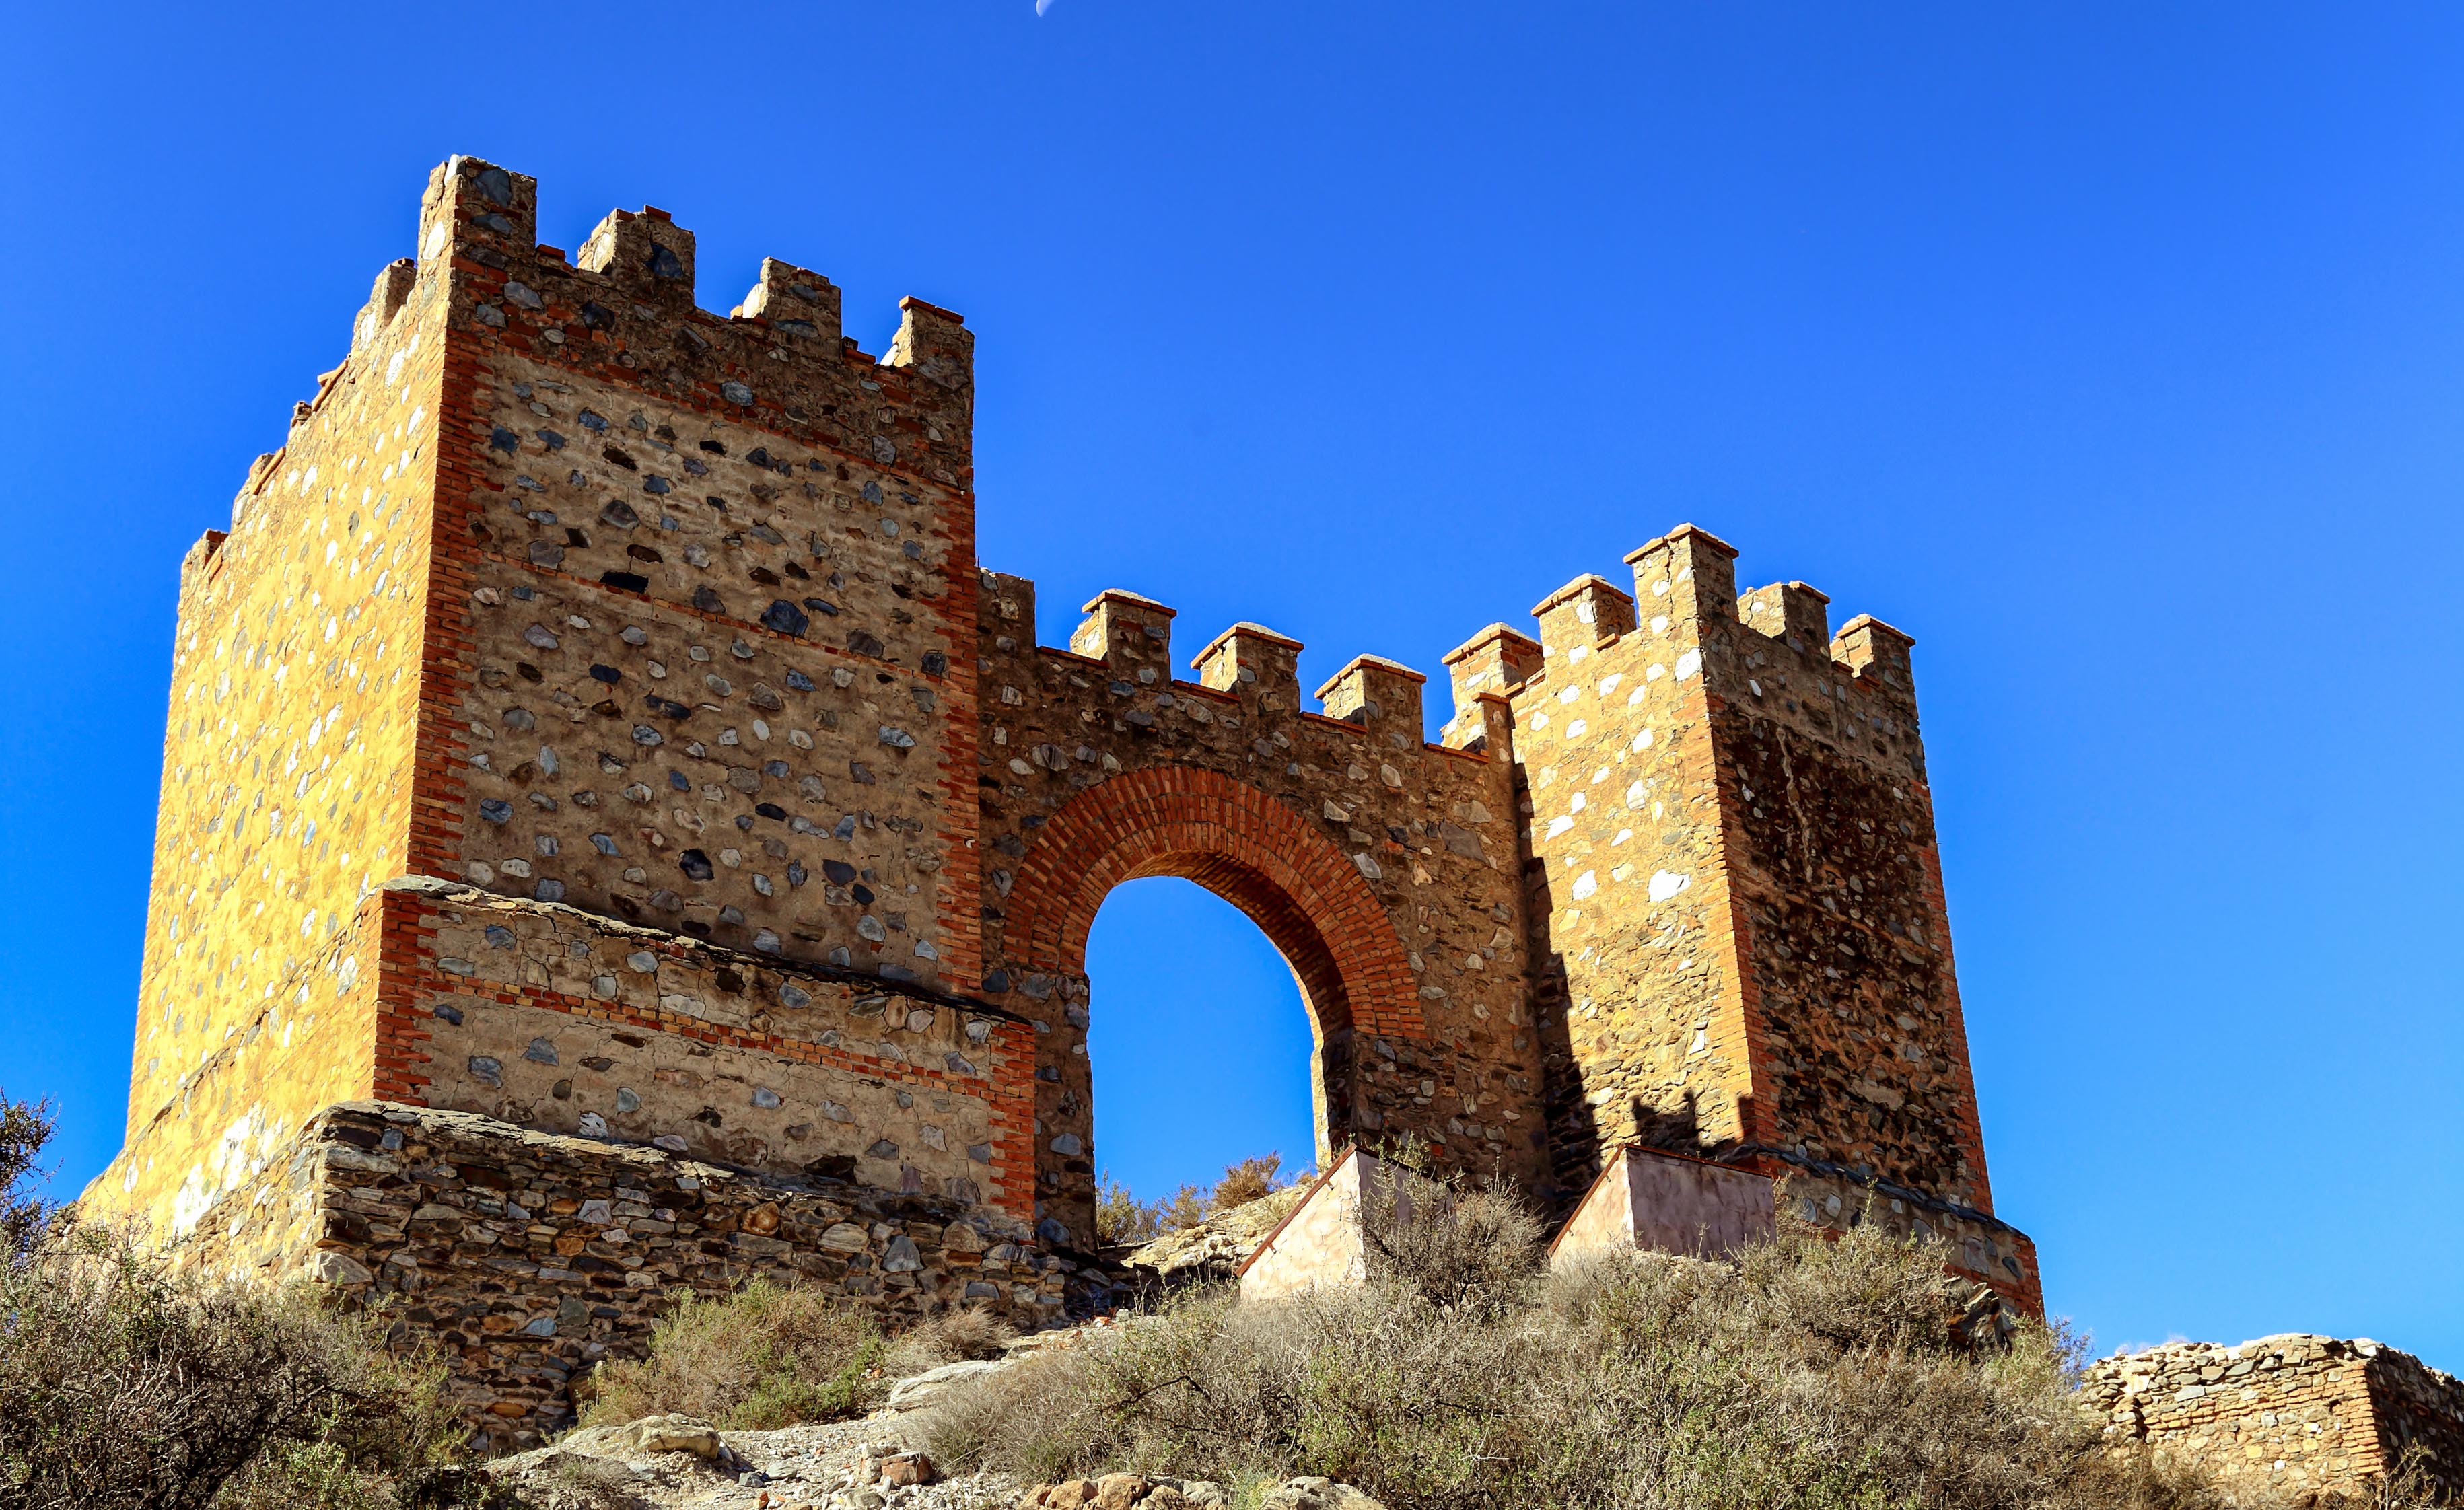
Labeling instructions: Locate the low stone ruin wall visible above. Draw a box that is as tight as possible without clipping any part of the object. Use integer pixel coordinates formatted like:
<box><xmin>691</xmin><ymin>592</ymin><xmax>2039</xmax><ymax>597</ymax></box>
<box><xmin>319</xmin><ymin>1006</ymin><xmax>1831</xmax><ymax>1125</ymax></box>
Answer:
<box><xmin>174</xmin><ymin>1100</ymin><xmax>1096</xmax><ymax>1448</ymax></box>
<box><xmin>2082</xmin><ymin>1334</ymin><xmax>2464</xmax><ymax>1503</ymax></box>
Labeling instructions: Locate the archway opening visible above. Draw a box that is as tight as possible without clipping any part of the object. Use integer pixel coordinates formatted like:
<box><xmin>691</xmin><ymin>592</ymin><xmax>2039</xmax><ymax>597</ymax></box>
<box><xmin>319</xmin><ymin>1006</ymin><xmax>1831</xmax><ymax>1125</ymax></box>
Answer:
<box><xmin>1084</xmin><ymin>877</ymin><xmax>1323</xmax><ymax>1230</ymax></box>
<box><xmin>994</xmin><ymin>764</ymin><xmax>1426</xmax><ymax>1248</ymax></box>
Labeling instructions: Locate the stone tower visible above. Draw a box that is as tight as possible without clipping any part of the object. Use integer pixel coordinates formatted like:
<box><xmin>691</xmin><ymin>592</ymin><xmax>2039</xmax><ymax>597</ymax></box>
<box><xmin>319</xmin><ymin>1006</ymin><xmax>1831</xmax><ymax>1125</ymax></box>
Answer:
<box><xmin>1487</xmin><ymin>533</ymin><xmax>2030</xmax><ymax>1303</ymax></box>
<box><xmin>89</xmin><ymin>156</ymin><xmax>2035</xmax><ymax>1441</ymax></box>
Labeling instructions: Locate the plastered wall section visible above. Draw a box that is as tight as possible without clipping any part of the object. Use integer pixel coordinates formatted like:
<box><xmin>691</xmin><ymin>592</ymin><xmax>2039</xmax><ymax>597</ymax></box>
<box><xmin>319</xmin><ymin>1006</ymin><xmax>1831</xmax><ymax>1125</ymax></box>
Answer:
<box><xmin>973</xmin><ymin>573</ymin><xmax>1551</xmax><ymax>1246</ymax></box>
<box><xmin>1548</xmin><ymin>1145</ymin><xmax>1775</xmax><ymax>1267</ymax></box>
<box><xmin>1239</xmin><ymin>1149</ymin><xmax>1447</xmax><ymax>1303</ymax></box>
<box><xmin>407</xmin><ymin>156</ymin><xmax>981</xmax><ymax>991</ymax></box>
<box><xmin>91</xmin><ymin>250</ymin><xmax>450</xmax><ymax>1234</ymax></box>
<box><xmin>374</xmin><ymin>877</ymin><xmax>1035</xmax><ymax>1215</ymax></box>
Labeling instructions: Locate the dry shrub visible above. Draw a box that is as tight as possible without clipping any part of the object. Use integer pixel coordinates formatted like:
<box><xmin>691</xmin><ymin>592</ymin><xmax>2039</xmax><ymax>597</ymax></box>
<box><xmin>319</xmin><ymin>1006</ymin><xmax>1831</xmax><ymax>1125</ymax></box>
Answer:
<box><xmin>582</xmin><ymin>1279</ymin><xmax>883</xmax><ymax>1431</ymax></box>
<box><xmin>923</xmin><ymin>1199</ymin><xmax>2253</xmax><ymax>1510</ymax></box>
<box><xmin>0</xmin><ymin>1221</ymin><xmax>472</xmax><ymax>1510</ymax></box>
<box><xmin>1210</xmin><ymin>1154</ymin><xmax>1289</xmax><ymax>1213</ymax></box>
<box><xmin>1096</xmin><ymin>1174</ymin><xmax>1167</xmax><ymax>1246</ymax></box>
<box><xmin>583</xmin><ymin>1280</ymin><xmax>1013</xmax><ymax>1431</ymax></box>
<box><xmin>1358</xmin><ymin>1167</ymin><xmax>1542</xmax><ymax>1320</ymax></box>
<box><xmin>882</xmin><ymin>1305</ymin><xmax>1015</xmax><ymax>1380</ymax></box>
<box><xmin>0</xmin><ymin>1087</ymin><xmax>53</xmax><ymax>1262</ymax></box>
<box><xmin>1097</xmin><ymin>1155</ymin><xmax>1299</xmax><ymax>1248</ymax></box>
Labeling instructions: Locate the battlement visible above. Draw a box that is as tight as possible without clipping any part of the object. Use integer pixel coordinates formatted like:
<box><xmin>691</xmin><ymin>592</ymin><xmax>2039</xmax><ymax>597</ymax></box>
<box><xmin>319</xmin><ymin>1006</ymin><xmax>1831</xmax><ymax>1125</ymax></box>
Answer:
<box><xmin>1010</xmin><ymin>583</ymin><xmax>1474</xmax><ymax>756</ymax></box>
<box><xmin>384</xmin><ymin>155</ymin><xmax>977</xmax><ymax>492</ymax></box>
<box><xmin>1615</xmin><ymin>522</ymin><xmax>1917</xmax><ymax>712</ymax></box>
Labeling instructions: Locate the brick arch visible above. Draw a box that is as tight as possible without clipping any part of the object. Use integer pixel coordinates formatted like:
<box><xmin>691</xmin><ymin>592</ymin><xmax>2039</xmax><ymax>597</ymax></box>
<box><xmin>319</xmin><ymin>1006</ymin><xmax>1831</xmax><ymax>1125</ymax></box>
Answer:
<box><xmin>997</xmin><ymin>767</ymin><xmax>1426</xmax><ymax>1246</ymax></box>
<box><xmin>999</xmin><ymin>767</ymin><xmax>1426</xmax><ymax>1046</ymax></box>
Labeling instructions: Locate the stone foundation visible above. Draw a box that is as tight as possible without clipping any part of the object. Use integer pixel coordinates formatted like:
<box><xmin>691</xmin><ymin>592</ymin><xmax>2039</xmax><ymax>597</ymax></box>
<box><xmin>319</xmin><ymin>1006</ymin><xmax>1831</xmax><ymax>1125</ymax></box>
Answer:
<box><xmin>2082</xmin><ymin>1334</ymin><xmax>2464</xmax><ymax>1503</ymax></box>
<box><xmin>174</xmin><ymin>1100</ymin><xmax>1085</xmax><ymax>1448</ymax></box>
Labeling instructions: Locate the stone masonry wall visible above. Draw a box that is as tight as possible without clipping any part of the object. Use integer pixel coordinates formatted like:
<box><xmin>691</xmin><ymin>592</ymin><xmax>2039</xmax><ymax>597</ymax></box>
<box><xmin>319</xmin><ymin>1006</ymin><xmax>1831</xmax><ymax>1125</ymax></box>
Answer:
<box><xmin>2083</xmin><ymin>1335</ymin><xmax>2464</xmax><ymax>1503</ymax></box>
<box><xmin>1504</xmin><ymin>551</ymin><xmax>1747</xmax><ymax>1184</ymax></box>
<box><xmin>1506</xmin><ymin>525</ymin><xmax>1996</xmax><ymax>1219</ymax></box>
<box><xmin>973</xmin><ymin>575</ymin><xmax>1550</xmax><ymax>1245</ymax></box>
<box><xmin>96</xmin><ymin>155</ymin><xmax>2050</xmax><ymax>1386</ymax></box>
<box><xmin>178</xmin><ymin>1101</ymin><xmax>1070</xmax><ymax>1450</ymax></box>
<box><xmin>100</xmin><ymin>244</ymin><xmax>448</xmax><ymax>1232</ymax></box>
<box><xmin>414</xmin><ymin>157</ymin><xmax>981</xmax><ymax>993</ymax></box>
<box><xmin>376</xmin><ymin>875</ymin><xmax>1035</xmax><ymax>1213</ymax></box>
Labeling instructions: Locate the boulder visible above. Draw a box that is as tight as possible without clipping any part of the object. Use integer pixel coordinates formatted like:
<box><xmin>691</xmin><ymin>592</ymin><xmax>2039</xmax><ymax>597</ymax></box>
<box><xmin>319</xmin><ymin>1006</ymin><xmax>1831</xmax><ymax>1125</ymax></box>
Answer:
<box><xmin>885</xmin><ymin>1357</ymin><xmax>1008</xmax><ymax>1408</ymax></box>
<box><xmin>1259</xmin><ymin>1478</ymin><xmax>1387</xmax><ymax>1510</ymax></box>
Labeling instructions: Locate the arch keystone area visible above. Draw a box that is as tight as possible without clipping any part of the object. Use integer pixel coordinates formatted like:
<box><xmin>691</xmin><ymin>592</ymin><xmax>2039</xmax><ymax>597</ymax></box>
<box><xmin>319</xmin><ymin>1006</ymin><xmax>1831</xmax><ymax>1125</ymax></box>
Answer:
<box><xmin>998</xmin><ymin>766</ymin><xmax>1428</xmax><ymax>1045</ymax></box>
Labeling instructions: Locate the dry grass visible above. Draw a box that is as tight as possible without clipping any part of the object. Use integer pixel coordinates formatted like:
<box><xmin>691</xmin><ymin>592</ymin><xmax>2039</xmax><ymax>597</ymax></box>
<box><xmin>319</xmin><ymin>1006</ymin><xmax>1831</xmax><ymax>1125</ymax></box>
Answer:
<box><xmin>581</xmin><ymin>1281</ymin><xmax>1012</xmax><ymax>1432</ymax></box>
<box><xmin>923</xmin><ymin>1186</ymin><xmax>2260</xmax><ymax>1510</ymax></box>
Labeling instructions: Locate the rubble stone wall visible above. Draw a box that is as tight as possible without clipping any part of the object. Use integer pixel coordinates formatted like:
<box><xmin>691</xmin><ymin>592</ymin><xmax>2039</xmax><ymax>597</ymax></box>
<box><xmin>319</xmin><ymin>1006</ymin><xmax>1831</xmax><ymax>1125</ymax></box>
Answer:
<box><xmin>374</xmin><ymin>877</ymin><xmax>1036</xmax><ymax>1214</ymax></box>
<box><xmin>94</xmin><ymin>156</ymin><xmax>2050</xmax><ymax>1396</ymax></box>
<box><xmin>100</xmin><ymin>249</ymin><xmax>449</xmax><ymax>1231</ymax></box>
<box><xmin>178</xmin><ymin>1100</ymin><xmax>1071</xmax><ymax>1451</ymax></box>
<box><xmin>416</xmin><ymin>158</ymin><xmax>981</xmax><ymax>992</ymax></box>
<box><xmin>2083</xmin><ymin>1335</ymin><xmax>2464</xmax><ymax>1503</ymax></box>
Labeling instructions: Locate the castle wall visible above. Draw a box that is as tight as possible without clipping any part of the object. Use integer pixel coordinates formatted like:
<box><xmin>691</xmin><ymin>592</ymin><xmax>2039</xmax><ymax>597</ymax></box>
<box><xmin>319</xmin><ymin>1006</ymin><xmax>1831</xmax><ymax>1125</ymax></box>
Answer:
<box><xmin>973</xmin><ymin>575</ymin><xmax>1552</xmax><ymax>1245</ymax></box>
<box><xmin>1508</xmin><ymin>550</ymin><xmax>1752</xmax><ymax>1183</ymax></box>
<box><xmin>1510</xmin><ymin>527</ymin><xmax>1995</xmax><ymax>1215</ymax></box>
<box><xmin>91</xmin><ymin>157</ymin><xmax>2055</xmax><ymax>1433</ymax></box>
<box><xmin>175</xmin><ymin>1101</ymin><xmax>1072</xmax><ymax>1449</ymax></box>
<box><xmin>1708</xmin><ymin>577</ymin><xmax>1991</xmax><ymax>1211</ymax></box>
<box><xmin>372</xmin><ymin>877</ymin><xmax>1034</xmax><ymax>1212</ymax></box>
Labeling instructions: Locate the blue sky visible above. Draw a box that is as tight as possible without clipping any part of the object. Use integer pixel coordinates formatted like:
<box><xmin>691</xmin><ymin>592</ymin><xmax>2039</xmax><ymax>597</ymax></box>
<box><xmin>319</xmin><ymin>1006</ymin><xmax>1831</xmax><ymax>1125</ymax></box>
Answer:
<box><xmin>3</xmin><ymin>2</ymin><xmax>2460</xmax><ymax>1367</ymax></box>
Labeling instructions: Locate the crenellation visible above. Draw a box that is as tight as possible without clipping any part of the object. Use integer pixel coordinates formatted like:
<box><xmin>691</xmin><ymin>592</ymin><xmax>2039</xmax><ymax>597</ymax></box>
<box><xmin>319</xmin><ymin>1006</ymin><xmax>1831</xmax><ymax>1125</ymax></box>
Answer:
<box><xmin>1532</xmin><ymin>572</ymin><xmax>1637</xmax><ymax>662</ymax></box>
<box><xmin>1314</xmin><ymin>653</ymin><xmax>1425</xmax><ymax>734</ymax></box>
<box><xmin>1624</xmin><ymin>522</ymin><xmax>1741</xmax><ymax>626</ymax></box>
<box><xmin>1829</xmin><ymin>613</ymin><xmax>1916</xmax><ymax>698</ymax></box>
<box><xmin>1069</xmin><ymin>589</ymin><xmax>1176</xmax><ymax>672</ymax></box>
<box><xmin>1191</xmin><ymin>620</ymin><xmax>1304</xmax><ymax>705</ymax></box>
<box><xmin>420</xmin><ymin>156</ymin><xmax>537</xmax><ymax>266</ymax></box>
<box><xmin>574</xmin><ymin>205</ymin><xmax>697</xmax><ymax>308</ymax></box>
<box><xmin>1737</xmin><ymin>579</ymin><xmax>1831</xmax><ymax>652</ymax></box>
<box><xmin>356</xmin><ymin>258</ymin><xmax>417</xmax><ymax>349</ymax></box>
<box><xmin>1440</xmin><ymin>624</ymin><xmax>1542</xmax><ymax>748</ymax></box>
<box><xmin>733</xmin><ymin>256</ymin><xmax>843</xmax><ymax>345</ymax></box>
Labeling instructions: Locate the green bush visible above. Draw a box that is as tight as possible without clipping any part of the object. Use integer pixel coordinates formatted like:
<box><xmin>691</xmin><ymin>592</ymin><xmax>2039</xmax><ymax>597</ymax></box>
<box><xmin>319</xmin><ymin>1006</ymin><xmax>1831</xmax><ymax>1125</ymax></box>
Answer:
<box><xmin>923</xmin><ymin>1194</ymin><xmax>2245</xmax><ymax>1510</ymax></box>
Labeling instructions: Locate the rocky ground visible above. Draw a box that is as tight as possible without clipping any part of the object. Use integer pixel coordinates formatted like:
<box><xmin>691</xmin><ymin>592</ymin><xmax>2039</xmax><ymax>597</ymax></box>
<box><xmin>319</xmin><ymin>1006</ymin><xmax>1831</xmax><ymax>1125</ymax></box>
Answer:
<box><xmin>480</xmin><ymin>1361</ymin><xmax>1378</xmax><ymax>1510</ymax></box>
<box><xmin>1106</xmin><ymin>1184</ymin><xmax>1310</xmax><ymax>1288</ymax></box>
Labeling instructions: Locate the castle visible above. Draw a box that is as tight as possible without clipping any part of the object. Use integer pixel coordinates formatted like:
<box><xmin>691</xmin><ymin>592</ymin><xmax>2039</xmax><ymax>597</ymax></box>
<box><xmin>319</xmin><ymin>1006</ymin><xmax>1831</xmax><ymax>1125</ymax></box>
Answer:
<box><xmin>88</xmin><ymin>156</ymin><xmax>2044</xmax><ymax>1440</ymax></box>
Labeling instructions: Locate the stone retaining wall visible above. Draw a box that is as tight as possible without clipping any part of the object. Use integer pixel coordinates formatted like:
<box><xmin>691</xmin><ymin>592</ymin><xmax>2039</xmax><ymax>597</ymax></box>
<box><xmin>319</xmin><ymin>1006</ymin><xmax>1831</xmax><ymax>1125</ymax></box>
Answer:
<box><xmin>2082</xmin><ymin>1334</ymin><xmax>2464</xmax><ymax>1503</ymax></box>
<box><xmin>178</xmin><ymin>1100</ymin><xmax>1086</xmax><ymax>1449</ymax></box>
